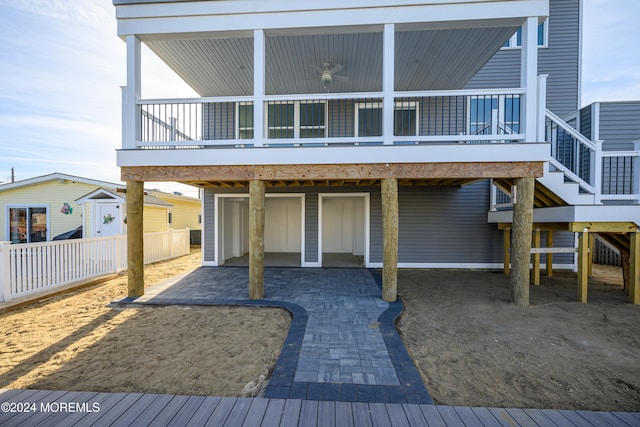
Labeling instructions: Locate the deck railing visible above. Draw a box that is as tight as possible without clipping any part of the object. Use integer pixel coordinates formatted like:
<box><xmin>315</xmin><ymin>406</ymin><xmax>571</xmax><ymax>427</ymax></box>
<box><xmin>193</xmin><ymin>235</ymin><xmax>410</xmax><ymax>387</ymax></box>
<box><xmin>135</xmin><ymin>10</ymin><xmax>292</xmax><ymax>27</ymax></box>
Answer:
<box><xmin>545</xmin><ymin>110</ymin><xmax>640</xmax><ymax>203</ymax></box>
<box><xmin>135</xmin><ymin>89</ymin><xmax>525</xmax><ymax>148</ymax></box>
<box><xmin>0</xmin><ymin>229</ymin><xmax>190</xmax><ymax>303</ymax></box>
<box><xmin>545</xmin><ymin>109</ymin><xmax>597</xmax><ymax>194</ymax></box>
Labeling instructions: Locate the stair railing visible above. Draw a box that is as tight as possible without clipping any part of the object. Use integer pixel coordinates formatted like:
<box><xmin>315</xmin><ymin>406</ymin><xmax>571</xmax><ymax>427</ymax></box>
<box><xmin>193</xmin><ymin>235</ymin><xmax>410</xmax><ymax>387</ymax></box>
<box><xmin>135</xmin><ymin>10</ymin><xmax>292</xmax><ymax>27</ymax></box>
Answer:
<box><xmin>544</xmin><ymin>108</ymin><xmax>602</xmax><ymax>198</ymax></box>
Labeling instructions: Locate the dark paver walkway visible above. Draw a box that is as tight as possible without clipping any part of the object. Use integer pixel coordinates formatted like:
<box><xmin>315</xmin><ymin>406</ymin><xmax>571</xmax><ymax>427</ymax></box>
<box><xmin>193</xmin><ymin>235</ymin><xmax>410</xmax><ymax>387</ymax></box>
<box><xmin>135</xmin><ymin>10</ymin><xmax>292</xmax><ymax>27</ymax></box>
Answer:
<box><xmin>115</xmin><ymin>267</ymin><xmax>432</xmax><ymax>404</ymax></box>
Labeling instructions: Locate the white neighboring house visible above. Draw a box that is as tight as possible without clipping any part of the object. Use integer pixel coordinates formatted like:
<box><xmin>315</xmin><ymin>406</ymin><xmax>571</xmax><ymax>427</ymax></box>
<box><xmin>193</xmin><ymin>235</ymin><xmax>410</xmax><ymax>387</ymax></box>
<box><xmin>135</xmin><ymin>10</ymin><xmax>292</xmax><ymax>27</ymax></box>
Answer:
<box><xmin>0</xmin><ymin>173</ymin><xmax>125</xmax><ymax>243</ymax></box>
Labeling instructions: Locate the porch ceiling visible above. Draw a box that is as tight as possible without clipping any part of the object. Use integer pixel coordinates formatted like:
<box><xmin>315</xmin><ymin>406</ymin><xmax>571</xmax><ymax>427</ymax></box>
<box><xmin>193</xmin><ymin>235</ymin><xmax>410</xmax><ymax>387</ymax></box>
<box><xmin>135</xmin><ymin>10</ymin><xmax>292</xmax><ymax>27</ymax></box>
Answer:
<box><xmin>142</xmin><ymin>25</ymin><xmax>519</xmax><ymax>97</ymax></box>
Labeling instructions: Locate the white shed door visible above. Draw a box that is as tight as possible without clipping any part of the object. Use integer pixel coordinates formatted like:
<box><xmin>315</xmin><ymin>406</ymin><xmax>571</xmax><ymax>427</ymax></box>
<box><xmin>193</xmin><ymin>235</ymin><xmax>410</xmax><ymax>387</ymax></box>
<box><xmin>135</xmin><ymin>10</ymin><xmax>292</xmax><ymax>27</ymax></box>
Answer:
<box><xmin>96</xmin><ymin>202</ymin><xmax>120</xmax><ymax>237</ymax></box>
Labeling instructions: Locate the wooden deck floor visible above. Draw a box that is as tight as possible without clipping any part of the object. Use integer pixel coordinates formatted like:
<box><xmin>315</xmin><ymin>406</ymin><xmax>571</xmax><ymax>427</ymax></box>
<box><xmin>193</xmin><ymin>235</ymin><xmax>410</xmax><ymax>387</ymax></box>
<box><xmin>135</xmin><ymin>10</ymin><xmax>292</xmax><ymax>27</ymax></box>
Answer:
<box><xmin>1</xmin><ymin>389</ymin><xmax>639</xmax><ymax>426</ymax></box>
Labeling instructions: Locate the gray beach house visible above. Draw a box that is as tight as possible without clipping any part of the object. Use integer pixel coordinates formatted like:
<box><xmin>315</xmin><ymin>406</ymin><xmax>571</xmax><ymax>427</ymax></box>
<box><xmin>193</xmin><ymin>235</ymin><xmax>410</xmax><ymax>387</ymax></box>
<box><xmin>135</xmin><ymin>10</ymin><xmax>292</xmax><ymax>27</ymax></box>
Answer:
<box><xmin>112</xmin><ymin>0</ymin><xmax>639</xmax><ymax>304</ymax></box>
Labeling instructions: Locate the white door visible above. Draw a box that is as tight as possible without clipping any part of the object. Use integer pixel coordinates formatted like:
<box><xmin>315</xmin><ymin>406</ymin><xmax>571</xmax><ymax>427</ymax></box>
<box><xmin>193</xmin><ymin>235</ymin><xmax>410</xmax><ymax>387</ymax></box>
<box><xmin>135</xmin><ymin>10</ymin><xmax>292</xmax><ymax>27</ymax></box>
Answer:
<box><xmin>322</xmin><ymin>197</ymin><xmax>365</xmax><ymax>254</ymax></box>
<box><xmin>265</xmin><ymin>198</ymin><xmax>302</xmax><ymax>252</ymax></box>
<box><xmin>96</xmin><ymin>202</ymin><xmax>121</xmax><ymax>237</ymax></box>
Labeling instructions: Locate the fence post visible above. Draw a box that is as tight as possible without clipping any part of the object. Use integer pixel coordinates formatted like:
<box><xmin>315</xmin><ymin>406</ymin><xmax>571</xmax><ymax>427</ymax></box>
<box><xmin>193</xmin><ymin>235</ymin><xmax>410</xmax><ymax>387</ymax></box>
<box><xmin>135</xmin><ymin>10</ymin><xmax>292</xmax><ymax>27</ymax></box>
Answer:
<box><xmin>1</xmin><ymin>241</ymin><xmax>12</xmax><ymax>302</ymax></box>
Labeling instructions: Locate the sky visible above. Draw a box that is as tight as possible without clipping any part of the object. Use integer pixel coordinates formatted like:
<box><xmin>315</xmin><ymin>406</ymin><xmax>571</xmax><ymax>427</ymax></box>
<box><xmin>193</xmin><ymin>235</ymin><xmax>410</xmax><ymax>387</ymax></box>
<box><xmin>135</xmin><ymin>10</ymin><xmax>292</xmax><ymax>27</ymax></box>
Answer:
<box><xmin>1</xmin><ymin>0</ymin><xmax>639</xmax><ymax>195</ymax></box>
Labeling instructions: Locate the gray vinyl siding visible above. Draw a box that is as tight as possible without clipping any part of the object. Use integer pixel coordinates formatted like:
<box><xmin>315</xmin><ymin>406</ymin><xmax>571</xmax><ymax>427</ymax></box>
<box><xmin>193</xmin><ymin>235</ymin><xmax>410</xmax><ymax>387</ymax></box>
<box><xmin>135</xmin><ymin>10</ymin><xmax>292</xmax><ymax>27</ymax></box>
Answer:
<box><xmin>202</xmin><ymin>102</ymin><xmax>235</xmax><ymax>140</ymax></box>
<box><xmin>203</xmin><ymin>188</ymin><xmax>216</xmax><ymax>262</ymax></box>
<box><xmin>465</xmin><ymin>0</ymin><xmax>581</xmax><ymax>117</ymax></box>
<box><xmin>598</xmin><ymin>102</ymin><xmax>640</xmax><ymax>151</ymax></box>
<box><xmin>397</xmin><ymin>182</ymin><xmax>502</xmax><ymax>263</ymax></box>
<box><xmin>304</xmin><ymin>189</ymin><xmax>318</xmax><ymax>262</ymax></box>
<box><xmin>579</xmin><ymin>106</ymin><xmax>592</xmax><ymax>140</ymax></box>
<box><xmin>328</xmin><ymin>100</ymin><xmax>355</xmax><ymax>138</ymax></box>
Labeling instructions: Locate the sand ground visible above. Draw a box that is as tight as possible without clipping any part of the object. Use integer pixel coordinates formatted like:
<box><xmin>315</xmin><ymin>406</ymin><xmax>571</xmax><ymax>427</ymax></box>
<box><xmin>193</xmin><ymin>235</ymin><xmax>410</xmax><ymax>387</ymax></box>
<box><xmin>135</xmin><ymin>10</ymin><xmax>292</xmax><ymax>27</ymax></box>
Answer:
<box><xmin>0</xmin><ymin>250</ymin><xmax>291</xmax><ymax>397</ymax></box>
<box><xmin>397</xmin><ymin>265</ymin><xmax>640</xmax><ymax>411</ymax></box>
<box><xmin>1</xmin><ymin>251</ymin><xmax>638</xmax><ymax>411</ymax></box>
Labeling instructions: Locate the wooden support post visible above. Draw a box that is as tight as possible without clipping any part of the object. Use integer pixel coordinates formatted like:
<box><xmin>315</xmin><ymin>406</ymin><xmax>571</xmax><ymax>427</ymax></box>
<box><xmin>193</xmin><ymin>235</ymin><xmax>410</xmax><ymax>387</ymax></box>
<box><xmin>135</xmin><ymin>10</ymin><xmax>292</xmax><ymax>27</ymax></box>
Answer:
<box><xmin>546</xmin><ymin>230</ymin><xmax>553</xmax><ymax>277</ymax></box>
<box><xmin>249</xmin><ymin>180</ymin><xmax>265</xmax><ymax>300</ymax></box>
<box><xmin>588</xmin><ymin>233</ymin><xmax>595</xmax><ymax>277</ymax></box>
<box><xmin>621</xmin><ymin>249</ymin><xmax>630</xmax><ymax>292</ymax></box>
<box><xmin>503</xmin><ymin>228</ymin><xmax>511</xmax><ymax>275</ymax></box>
<box><xmin>531</xmin><ymin>228</ymin><xmax>541</xmax><ymax>285</ymax></box>
<box><xmin>510</xmin><ymin>177</ymin><xmax>534</xmax><ymax>306</ymax></box>
<box><xmin>629</xmin><ymin>232</ymin><xmax>640</xmax><ymax>304</ymax></box>
<box><xmin>127</xmin><ymin>180</ymin><xmax>144</xmax><ymax>298</ymax></box>
<box><xmin>381</xmin><ymin>178</ymin><xmax>399</xmax><ymax>302</ymax></box>
<box><xmin>577</xmin><ymin>229</ymin><xmax>589</xmax><ymax>303</ymax></box>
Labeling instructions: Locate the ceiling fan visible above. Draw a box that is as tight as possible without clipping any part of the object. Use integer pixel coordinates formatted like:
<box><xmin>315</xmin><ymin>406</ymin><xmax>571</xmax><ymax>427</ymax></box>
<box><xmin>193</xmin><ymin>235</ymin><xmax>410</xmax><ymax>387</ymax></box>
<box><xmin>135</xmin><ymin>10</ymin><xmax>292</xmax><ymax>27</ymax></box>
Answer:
<box><xmin>315</xmin><ymin>62</ymin><xmax>348</xmax><ymax>86</ymax></box>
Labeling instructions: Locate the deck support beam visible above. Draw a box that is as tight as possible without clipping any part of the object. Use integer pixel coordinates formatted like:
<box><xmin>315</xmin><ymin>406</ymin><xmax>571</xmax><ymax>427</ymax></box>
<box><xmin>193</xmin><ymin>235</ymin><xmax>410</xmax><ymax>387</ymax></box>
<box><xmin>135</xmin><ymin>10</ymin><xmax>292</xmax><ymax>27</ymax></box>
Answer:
<box><xmin>381</xmin><ymin>178</ymin><xmax>399</xmax><ymax>302</ymax></box>
<box><xmin>249</xmin><ymin>180</ymin><xmax>265</xmax><ymax>300</ymax></box>
<box><xmin>577</xmin><ymin>229</ymin><xmax>589</xmax><ymax>303</ymax></box>
<box><xmin>127</xmin><ymin>180</ymin><xmax>144</xmax><ymax>298</ymax></box>
<box><xmin>630</xmin><ymin>232</ymin><xmax>640</xmax><ymax>304</ymax></box>
<box><xmin>510</xmin><ymin>177</ymin><xmax>534</xmax><ymax>306</ymax></box>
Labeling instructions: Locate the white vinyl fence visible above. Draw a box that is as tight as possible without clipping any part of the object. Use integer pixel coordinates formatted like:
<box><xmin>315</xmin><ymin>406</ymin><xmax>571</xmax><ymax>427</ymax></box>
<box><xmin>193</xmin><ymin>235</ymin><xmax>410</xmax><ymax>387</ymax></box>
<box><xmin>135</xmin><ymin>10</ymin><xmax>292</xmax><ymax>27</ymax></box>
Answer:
<box><xmin>0</xmin><ymin>228</ymin><xmax>190</xmax><ymax>303</ymax></box>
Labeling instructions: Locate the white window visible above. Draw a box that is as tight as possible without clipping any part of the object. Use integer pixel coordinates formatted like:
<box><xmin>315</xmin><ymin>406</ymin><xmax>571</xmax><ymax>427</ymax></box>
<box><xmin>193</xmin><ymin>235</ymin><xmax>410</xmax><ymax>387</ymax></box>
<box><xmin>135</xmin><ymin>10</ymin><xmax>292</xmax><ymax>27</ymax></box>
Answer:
<box><xmin>355</xmin><ymin>102</ymin><xmax>383</xmax><ymax>137</ymax></box>
<box><xmin>7</xmin><ymin>205</ymin><xmax>49</xmax><ymax>243</ymax></box>
<box><xmin>502</xmin><ymin>19</ymin><xmax>548</xmax><ymax>49</ymax></box>
<box><xmin>394</xmin><ymin>101</ymin><xmax>418</xmax><ymax>136</ymax></box>
<box><xmin>236</xmin><ymin>102</ymin><xmax>254</xmax><ymax>139</ymax></box>
<box><xmin>267</xmin><ymin>101</ymin><xmax>326</xmax><ymax>139</ymax></box>
<box><xmin>355</xmin><ymin>101</ymin><xmax>419</xmax><ymax>137</ymax></box>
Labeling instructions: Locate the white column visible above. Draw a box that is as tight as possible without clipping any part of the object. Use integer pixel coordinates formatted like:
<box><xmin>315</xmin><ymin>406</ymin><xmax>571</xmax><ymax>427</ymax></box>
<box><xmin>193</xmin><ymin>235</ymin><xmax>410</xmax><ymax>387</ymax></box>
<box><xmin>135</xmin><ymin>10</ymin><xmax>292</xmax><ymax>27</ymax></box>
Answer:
<box><xmin>125</xmin><ymin>35</ymin><xmax>141</xmax><ymax>149</ymax></box>
<box><xmin>521</xmin><ymin>17</ymin><xmax>538</xmax><ymax>143</ymax></box>
<box><xmin>253</xmin><ymin>29</ymin><xmax>265</xmax><ymax>147</ymax></box>
<box><xmin>536</xmin><ymin>74</ymin><xmax>548</xmax><ymax>142</ymax></box>
<box><xmin>383</xmin><ymin>24</ymin><xmax>395</xmax><ymax>145</ymax></box>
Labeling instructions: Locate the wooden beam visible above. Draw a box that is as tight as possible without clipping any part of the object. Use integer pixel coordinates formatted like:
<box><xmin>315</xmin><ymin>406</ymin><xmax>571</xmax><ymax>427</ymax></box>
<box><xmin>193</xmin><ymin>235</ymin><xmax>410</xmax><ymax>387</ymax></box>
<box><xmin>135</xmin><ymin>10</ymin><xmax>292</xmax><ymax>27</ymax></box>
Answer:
<box><xmin>630</xmin><ymin>232</ymin><xmax>640</xmax><ymax>304</ymax></box>
<box><xmin>511</xmin><ymin>177</ymin><xmax>534</xmax><ymax>307</ymax></box>
<box><xmin>249</xmin><ymin>180</ymin><xmax>265</xmax><ymax>300</ymax></box>
<box><xmin>621</xmin><ymin>249</ymin><xmax>630</xmax><ymax>292</ymax></box>
<box><xmin>569</xmin><ymin>222</ymin><xmax>638</xmax><ymax>233</ymax></box>
<box><xmin>126</xmin><ymin>181</ymin><xmax>144</xmax><ymax>298</ymax></box>
<box><xmin>531</xmin><ymin>228</ymin><xmax>541</xmax><ymax>286</ymax></box>
<box><xmin>546</xmin><ymin>230</ymin><xmax>553</xmax><ymax>277</ymax></box>
<box><xmin>381</xmin><ymin>178</ymin><xmax>399</xmax><ymax>303</ymax></box>
<box><xmin>121</xmin><ymin>162</ymin><xmax>543</xmax><ymax>183</ymax></box>
<box><xmin>577</xmin><ymin>229</ymin><xmax>589</xmax><ymax>303</ymax></box>
<box><xmin>503</xmin><ymin>228</ymin><xmax>511</xmax><ymax>275</ymax></box>
<box><xmin>535</xmin><ymin>182</ymin><xmax>568</xmax><ymax>207</ymax></box>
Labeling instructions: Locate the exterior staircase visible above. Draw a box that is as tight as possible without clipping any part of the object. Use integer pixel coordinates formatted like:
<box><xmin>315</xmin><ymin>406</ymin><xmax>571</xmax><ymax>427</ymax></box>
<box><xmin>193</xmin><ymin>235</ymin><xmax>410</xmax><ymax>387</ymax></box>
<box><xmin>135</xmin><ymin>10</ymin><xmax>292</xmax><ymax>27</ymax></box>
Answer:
<box><xmin>490</xmin><ymin>108</ymin><xmax>639</xmax><ymax>280</ymax></box>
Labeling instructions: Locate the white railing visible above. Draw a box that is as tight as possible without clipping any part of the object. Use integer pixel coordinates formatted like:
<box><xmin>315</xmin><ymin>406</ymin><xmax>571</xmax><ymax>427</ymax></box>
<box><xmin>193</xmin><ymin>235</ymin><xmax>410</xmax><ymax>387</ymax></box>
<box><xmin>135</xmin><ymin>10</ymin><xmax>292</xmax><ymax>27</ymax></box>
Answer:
<box><xmin>545</xmin><ymin>108</ymin><xmax>598</xmax><ymax>194</ymax></box>
<box><xmin>0</xmin><ymin>229</ymin><xmax>190</xmax><ymax>303</ymax></box>
<box><xmin>600</xmin><ymin>145</ymin><xmax>640</xmax><ymax>202</ymax></box>
<box><xmin>545</xmin><ymin>111</ymin><xmax>640</xmax><ymax>203</ymax></box>
<box><xmin>134</xmin><ymin>88</ymin><xmax>526</xmax><ymax>148</ymax></box>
